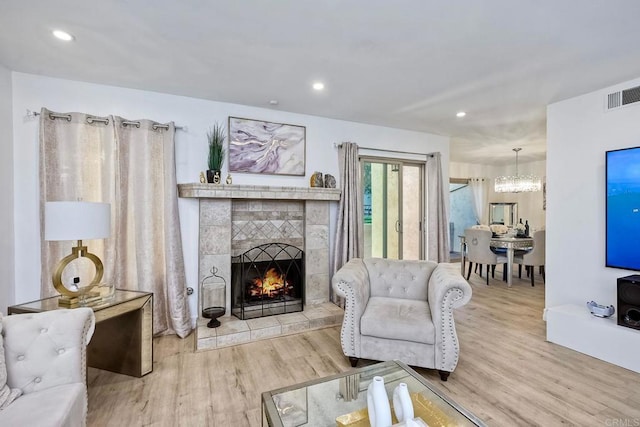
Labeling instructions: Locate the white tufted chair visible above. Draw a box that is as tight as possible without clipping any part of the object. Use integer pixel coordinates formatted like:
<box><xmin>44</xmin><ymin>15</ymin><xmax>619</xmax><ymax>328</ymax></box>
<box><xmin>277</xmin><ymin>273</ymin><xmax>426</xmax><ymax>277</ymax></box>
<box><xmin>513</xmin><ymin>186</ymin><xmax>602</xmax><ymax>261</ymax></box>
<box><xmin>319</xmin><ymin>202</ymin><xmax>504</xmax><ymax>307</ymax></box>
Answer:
<box><xmin>0</xmin><ymin>308</ymin><xmax>95</xmax><ymax>427</ymax></box>
<box><xmin>332</xmin><ymin>258</ymin><xmax>472</xmax><ymax>381</ymax></box>
<box><xmin>464</xmin><ymin>228</ymin><xmax>508</xmax><ymax>285</ymax></box>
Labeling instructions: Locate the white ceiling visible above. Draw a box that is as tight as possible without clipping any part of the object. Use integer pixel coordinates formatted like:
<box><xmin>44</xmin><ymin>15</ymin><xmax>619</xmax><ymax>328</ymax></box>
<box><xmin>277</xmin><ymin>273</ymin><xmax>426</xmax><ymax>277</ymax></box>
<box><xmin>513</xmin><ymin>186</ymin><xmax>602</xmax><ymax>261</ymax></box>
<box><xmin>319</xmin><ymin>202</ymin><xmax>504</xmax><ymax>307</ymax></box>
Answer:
<box><xmin>2</xmin><ymin>1</ymin><xmax>640</xmax><ymax>165</ymax></box>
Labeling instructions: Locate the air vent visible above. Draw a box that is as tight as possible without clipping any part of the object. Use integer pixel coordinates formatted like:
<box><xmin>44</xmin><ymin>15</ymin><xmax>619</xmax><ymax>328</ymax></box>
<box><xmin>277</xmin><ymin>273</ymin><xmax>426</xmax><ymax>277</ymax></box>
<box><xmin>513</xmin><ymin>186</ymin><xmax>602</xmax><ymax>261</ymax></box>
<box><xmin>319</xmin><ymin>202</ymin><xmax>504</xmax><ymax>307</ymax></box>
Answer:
<box><xmin>606</xmin><ymin>85</ymin><xmax>640</xmax><ymax>111</ymax></box>
<box><xmin>622</xmin><ymin>85</ymin><xmax>640</xmax><ymax>105</ymax></box>
<box><xmin>608</xmin><ymin>91</ymin><xmax>622</xmax><ymax>109</ymax></box>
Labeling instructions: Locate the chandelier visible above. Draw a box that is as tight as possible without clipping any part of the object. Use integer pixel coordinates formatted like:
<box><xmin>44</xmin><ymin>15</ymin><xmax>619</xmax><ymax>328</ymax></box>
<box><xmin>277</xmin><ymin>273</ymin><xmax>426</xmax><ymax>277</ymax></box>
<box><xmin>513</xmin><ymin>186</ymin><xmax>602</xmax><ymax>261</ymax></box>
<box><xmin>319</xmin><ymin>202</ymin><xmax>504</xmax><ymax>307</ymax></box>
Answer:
<box><xmin>494</xmin><ymin>148</ymin><xmax>541</xmax><ymax>193</ymax></box>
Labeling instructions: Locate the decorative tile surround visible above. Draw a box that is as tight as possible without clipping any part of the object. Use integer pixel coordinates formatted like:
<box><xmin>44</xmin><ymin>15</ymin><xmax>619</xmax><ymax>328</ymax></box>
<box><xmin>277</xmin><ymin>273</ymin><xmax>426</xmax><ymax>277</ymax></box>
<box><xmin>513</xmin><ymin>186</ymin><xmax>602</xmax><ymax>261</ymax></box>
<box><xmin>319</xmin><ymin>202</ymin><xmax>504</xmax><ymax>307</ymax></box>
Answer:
<box><xmin>178</xmin><ymin>184</ymin><xmax>341</xmax><ymax>350</ymax></box>
<box><xmin>231</xmin><ymin>200</ymin><xmax>304</xmax><ymax>255</ymax></box>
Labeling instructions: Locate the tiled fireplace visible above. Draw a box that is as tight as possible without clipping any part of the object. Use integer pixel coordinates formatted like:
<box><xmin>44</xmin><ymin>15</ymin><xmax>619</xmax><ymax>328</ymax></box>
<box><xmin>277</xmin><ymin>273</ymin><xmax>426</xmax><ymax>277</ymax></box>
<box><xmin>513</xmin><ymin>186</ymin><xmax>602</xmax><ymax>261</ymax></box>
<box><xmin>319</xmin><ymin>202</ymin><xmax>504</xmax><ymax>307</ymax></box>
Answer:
<box><xmin>178</xmin><ymin>183</ymin><xmax>343</xmax><ymax>350</ymax></box>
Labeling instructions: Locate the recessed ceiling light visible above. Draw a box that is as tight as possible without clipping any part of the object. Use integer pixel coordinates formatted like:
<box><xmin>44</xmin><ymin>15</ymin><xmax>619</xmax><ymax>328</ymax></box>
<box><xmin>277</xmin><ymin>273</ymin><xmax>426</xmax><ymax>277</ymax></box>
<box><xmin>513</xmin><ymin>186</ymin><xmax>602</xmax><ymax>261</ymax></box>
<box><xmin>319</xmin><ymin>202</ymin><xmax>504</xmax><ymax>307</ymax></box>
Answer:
<box><xmin>52</xmin><ymin>30</ymin><xmax>75</xmax><ymax>42</ymax></box>
<box><xmin>312</xmin><ymin>82</ymin><xmax>325</xmax><ymax>91</ymax></box>
<box><xmin>269</xmin><ymin>100</ymin><xmax>279</xmax><ymax>106</ymax></box>
<box><xmin>456</xmin><ymin>111</ymin><xmax>466</xmax><ymax>118</ymax></box>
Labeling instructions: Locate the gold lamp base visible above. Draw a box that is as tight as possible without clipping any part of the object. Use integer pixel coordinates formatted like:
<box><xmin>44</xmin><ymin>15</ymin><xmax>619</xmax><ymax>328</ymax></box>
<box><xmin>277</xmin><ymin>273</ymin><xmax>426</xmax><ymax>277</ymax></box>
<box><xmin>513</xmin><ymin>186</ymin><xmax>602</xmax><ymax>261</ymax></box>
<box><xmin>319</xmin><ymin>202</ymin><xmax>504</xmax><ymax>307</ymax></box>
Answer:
<box><xmin>52</xmin><ymin>240</ymin><xmax>104</xmax><ymax>307</ymax></box>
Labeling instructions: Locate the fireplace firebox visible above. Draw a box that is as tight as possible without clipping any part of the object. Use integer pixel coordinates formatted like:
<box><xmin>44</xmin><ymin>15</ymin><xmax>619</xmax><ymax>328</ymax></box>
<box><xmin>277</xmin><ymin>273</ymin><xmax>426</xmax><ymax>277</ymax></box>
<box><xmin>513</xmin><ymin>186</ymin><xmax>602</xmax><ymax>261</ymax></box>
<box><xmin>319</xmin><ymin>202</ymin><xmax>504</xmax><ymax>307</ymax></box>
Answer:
<box><xmin>231</xmin><ymin>243</ymin><xmax>304</xmax><ymax>320</ymax></box>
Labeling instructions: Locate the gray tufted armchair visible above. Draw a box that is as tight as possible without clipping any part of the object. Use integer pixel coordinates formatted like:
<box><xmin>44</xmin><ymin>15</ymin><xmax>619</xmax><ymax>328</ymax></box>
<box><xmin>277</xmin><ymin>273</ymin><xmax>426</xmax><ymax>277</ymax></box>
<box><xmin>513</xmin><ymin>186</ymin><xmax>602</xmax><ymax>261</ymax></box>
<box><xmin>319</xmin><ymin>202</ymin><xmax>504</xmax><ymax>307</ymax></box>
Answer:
<box><xmin>332</xmin><ymin>258</ymin><xmax>472</xmax><ymax>381</ymax></box>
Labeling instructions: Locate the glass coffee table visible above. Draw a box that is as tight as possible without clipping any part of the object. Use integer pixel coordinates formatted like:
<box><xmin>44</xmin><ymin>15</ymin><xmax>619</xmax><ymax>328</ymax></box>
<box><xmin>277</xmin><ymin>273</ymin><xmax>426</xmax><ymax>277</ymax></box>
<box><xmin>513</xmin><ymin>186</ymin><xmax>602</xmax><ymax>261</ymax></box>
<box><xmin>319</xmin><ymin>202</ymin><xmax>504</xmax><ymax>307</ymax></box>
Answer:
<box><xmin>262</xmin><ymin>360</ymin><xmax>485</xmax><ymax>426</ymax></box>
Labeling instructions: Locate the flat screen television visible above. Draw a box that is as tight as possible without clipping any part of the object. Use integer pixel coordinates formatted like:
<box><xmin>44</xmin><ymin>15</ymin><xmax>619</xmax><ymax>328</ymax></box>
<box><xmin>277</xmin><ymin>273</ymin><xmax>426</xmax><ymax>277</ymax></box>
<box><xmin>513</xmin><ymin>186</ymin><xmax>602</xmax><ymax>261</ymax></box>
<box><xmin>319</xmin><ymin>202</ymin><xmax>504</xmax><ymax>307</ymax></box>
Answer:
<box><xmin>606</xmin><ymin>146</ymin><xmax>640</xmax><ymax>271</ymax></box>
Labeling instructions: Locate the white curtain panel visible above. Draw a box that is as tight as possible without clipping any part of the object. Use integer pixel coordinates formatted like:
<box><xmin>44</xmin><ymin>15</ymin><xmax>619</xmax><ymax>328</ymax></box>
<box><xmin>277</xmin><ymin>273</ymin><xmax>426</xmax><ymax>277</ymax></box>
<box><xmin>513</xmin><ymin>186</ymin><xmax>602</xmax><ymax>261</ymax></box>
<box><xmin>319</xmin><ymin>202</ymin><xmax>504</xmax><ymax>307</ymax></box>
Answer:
<box><xmin>469</xmin><ymin>178</ymin><xmax>487</xmax><ymax>224</ymax></box>
<box><xmin>112</xmin><ymin>117</ymin><xmax>191</xmax><ymax>337</ymax></box>
<box><xmin>39</xmin><ymin>109</ymin><xmax>191</xmax><ymax>337</ymax></box>
<box><xmin>332</xmin><ymin>142</ymin><xmax>364</xmax><ymax>303</ymax></box>
<box><xmin>426</xmin><ymin>153</ymin><xmax>450</xmax><ymax>262</ymax></box>
<box><xmin>39</xmin><ymin>109</ymin><xmax>116</xmax><ymax>299</ymax></box>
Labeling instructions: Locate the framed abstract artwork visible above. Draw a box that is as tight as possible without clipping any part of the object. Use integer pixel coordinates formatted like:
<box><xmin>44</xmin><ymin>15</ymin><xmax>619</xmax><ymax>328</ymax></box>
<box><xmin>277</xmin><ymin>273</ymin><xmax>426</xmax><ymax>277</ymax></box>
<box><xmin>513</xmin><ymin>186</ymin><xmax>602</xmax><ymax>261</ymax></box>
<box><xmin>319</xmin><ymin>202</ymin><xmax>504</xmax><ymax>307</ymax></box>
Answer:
<box><xmin>228</xmin><ymin>117</ymin><xmax>306</xmax><ymax>176</ymax></box>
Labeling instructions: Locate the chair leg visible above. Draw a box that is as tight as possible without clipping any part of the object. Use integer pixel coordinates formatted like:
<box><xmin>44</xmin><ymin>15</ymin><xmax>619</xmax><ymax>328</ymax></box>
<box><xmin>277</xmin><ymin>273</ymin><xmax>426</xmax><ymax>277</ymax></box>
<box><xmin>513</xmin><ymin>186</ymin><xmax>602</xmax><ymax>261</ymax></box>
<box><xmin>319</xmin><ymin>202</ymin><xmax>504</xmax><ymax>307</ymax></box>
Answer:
<box><xmin>518</xmin><ymin>264</ymin><xmax>522</xmax><ymax>278</ymax></box>
<box><xmin>530</xmin><ymin>267</ymin><xmax>535</xmax><ymax>287</ymax></box>
<box><xmin>466</xmin><ymin>262</ymin><xmax>472</xmax><ymax>280</ymax></box>
<box><xmin>349</xmin><ymin>357</ymin><xmax>359</xmax><ymax>368</ymax></box>
<box><xmin>438</xmin><ymin>370</ymin><xmax>450</xmax><ymax>381</ymax></box>
<box><xmin>491</xmin><ymin>264</ymin><xmax>496</xmax><ymax>278</ymax></box>
<box><xmin>541</xmin><ymin>266</ymin><xmax>546</xmax><ymax>283</ymax></box>
<box><xmin>486</xmin><ymin>269</ymin><xmax>489</xmax><ymax>286</ymax></box>
<box><xmin>479</xmin><ymin>264</ymin><xmax>483</xmax><ymax>277</ymax></box>
<box><xmin>503</xmin><ymin>263</ymin><xmax>507</xmax><ymax>281</ymax></box>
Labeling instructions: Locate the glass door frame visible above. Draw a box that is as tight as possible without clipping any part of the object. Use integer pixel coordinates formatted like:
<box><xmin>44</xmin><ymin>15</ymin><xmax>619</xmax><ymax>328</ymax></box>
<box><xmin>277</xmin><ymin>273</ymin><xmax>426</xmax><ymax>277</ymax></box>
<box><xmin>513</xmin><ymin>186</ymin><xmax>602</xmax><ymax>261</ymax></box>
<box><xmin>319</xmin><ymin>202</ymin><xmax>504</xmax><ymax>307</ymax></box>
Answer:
<box><xmin>360</xmin><ymin>155</ymin><xmax>425</xmax><ymax>260</ymax></box>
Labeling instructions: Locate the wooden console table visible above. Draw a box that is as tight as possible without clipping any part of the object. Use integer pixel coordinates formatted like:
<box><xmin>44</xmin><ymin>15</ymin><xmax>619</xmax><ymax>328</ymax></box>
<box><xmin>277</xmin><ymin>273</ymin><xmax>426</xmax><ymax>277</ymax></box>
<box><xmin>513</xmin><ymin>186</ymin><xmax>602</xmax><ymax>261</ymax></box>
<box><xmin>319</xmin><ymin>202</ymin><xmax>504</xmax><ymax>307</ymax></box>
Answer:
<box><xmin>8</xmin><ymin>289</ymin><xmax>153</xmax><ymax>377</ymax></box>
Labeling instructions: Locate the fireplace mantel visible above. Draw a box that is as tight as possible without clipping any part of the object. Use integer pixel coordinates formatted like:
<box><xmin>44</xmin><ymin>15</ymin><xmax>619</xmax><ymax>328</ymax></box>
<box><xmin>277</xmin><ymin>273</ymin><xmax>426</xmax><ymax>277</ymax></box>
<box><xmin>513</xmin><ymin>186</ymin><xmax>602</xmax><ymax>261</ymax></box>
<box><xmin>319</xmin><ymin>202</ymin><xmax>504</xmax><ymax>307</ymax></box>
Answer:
<box><xmin>178</xmin><ymin>182</ymin><xmax>340</xmax><ymax>350</ymax></box>
<box><xmin>178</xmin><ymin>183</ymin><xmax>340</xmax><ymax>201</ymax></box>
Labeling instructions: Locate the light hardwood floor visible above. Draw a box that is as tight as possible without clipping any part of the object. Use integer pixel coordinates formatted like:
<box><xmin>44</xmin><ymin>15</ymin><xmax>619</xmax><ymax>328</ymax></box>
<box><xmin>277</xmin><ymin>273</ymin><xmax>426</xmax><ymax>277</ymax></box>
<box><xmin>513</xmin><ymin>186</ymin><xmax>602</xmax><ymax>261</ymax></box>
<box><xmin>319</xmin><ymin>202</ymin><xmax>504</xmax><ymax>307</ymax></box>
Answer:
<box><xmin>87</xmin><ymin>265</ymin><xmax>640</xmax><ymax>426</ymax></box>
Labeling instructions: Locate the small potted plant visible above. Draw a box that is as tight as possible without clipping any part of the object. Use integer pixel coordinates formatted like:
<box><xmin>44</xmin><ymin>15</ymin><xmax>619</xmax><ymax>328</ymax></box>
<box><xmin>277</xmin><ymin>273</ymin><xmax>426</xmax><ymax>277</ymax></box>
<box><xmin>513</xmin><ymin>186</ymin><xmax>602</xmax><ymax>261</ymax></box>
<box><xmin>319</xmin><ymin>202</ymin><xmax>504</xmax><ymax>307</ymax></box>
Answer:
<box><xmin>207</xmin><ymin>123</ymin><xmax>226</xmax><ymax>184</ymax></box>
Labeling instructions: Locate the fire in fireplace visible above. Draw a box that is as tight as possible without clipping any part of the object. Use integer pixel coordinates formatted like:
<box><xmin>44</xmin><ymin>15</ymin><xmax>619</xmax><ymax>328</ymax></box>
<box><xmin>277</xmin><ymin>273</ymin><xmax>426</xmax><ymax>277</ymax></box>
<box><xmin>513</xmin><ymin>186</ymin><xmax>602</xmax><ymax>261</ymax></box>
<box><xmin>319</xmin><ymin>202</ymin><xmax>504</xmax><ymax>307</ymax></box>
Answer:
<box><xmin>231</xmin><ymin>243</ymin><xmax>304</xmax><ymax>320</ymax></box>
<box><xmin>249</xmin><ymin>267</ymin><xmax>294</xmax><ymax>299</ymax></box>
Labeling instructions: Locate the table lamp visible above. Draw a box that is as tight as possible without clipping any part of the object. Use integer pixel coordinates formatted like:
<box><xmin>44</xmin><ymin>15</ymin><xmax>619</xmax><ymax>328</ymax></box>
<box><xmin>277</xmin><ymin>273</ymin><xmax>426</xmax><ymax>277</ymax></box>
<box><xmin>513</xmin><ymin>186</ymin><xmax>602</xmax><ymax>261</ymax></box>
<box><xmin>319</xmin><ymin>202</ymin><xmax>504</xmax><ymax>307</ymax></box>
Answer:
<box><xmin>45</xmin><ymin>201</ymin><xmax>111</xmax><ymax>305</ymax></box>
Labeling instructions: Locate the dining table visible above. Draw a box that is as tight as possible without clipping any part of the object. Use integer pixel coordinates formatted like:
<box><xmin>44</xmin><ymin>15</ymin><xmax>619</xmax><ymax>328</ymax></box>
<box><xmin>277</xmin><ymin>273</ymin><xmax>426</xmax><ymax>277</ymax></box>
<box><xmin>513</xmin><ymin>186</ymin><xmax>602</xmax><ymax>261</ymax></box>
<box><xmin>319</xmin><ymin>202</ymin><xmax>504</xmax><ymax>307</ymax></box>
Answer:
<box><xmin>458</xmin><ymin>235</ymin><xmax>534</xmax><ymax>287</ymax></box>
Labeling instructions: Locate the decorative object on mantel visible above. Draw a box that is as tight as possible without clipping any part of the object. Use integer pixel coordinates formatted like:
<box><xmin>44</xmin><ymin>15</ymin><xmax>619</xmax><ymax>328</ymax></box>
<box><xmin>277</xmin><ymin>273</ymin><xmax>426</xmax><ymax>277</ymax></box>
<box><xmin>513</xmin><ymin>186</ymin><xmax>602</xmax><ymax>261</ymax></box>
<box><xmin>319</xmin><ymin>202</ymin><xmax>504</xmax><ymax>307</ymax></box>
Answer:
<box><xmin>228</xmin><ymin>116</ymin><xmax>306</xmax><ymax>176</ymax></box>
<box><xmin>207</xmin><ymin>122</ymin><xmax>226</xmax><ymax>184</ymax></box>
<box><xmin>200</xmin><ymin>266</ymin><xmax>226</xmax><ymax>328</ymax></box>
<box><xmin>587</xmin><ymin>301</ymin><xmax>615</xmax><ymax>318</ymax></box>
<box><xmin>310</xmin><ymin>171</ymin><xmax>324</xmax><ymax>187</ymax></box>
<box><xmin>226</xmin><ymin>174</ymin><xmax>232</xmax><ymax>184</ymax></box>
<box><xmin>199</xmin><ymin>171</ymin><xmax>206</xmax><ymax>183</ymax></box>
<box><xmin>324</xmin><ymin>173</ymin><xmax>336</xmax><ymax>188</ymax></box>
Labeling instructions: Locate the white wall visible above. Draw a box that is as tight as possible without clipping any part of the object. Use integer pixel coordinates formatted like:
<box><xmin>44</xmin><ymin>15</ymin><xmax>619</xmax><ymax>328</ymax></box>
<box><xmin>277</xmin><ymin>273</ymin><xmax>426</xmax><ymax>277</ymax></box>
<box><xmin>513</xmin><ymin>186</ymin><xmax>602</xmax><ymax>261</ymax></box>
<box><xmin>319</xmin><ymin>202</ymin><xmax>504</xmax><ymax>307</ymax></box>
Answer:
<box><xmin>10</xmin><ymin>72</ymin><xmax>450</xmax><ymax>317</ymax></box>
<box><xmin>450</xmin><ymin>160</ymin><xmax>546</xmax><ymax>229</ymax></box>
<box><xmin>547</xmin><ymin>76</ymin><xmax>640</xmax><ymax>308</ymax></box>
<box><xmin>0</xmin><ymin>64</ymin><xmax>14</xmax><ymax>313</ymax></box>
<box><xmin>546</xmin><ymin>76</ymin><xmax>640</xmax><ymax>366</ymax></box>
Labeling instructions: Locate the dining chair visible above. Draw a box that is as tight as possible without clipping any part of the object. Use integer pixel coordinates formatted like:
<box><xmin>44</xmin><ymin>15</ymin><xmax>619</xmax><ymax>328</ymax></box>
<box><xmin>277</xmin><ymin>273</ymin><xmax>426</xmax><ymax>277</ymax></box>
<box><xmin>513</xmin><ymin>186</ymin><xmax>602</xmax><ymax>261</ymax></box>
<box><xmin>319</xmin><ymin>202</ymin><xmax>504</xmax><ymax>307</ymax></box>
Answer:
<box><xmin>467</xmin><ymin>224</ymin><xmax>495</xmax><ymax>274</ymax></box>
<box><xmin>514</xmin><ymin>230</ymin><xmax>545</xmax><ymax>286</ymax></box>
<box><xmin>464</xmin><ymin>228</ymin><xmax>508</xmax><ymax>286</ymax></box>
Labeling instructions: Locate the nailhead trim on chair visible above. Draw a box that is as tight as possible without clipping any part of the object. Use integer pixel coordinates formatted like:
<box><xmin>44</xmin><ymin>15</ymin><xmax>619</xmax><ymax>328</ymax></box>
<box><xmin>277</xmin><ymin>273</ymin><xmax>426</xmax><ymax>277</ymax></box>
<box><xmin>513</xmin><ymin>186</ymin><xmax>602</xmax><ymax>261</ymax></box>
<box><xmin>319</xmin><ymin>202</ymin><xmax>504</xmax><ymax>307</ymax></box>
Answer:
<box><xmin>336</xmin><ymin>279</ymin><xmax>356</xmax><ymax>355</ymax></box>
<box><xmin>439</xmin><ymin>287</ymin><xmax>464</xmax><ymax>371</ymax></box>
<box><xmin>80</xmin><ymin>312</ymin><xmax>93</xmax><ymax>422</ymax></box>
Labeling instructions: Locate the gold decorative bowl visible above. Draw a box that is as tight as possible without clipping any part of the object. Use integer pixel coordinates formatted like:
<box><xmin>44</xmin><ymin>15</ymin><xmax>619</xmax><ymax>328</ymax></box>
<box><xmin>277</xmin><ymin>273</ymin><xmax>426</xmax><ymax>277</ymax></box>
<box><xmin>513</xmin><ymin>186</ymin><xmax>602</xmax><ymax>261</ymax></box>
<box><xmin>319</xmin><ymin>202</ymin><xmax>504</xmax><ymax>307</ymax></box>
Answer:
<box><xmin>336</xmin><ymin>392</ymin><xmax>457</xmax><ymax>427</ymax></box>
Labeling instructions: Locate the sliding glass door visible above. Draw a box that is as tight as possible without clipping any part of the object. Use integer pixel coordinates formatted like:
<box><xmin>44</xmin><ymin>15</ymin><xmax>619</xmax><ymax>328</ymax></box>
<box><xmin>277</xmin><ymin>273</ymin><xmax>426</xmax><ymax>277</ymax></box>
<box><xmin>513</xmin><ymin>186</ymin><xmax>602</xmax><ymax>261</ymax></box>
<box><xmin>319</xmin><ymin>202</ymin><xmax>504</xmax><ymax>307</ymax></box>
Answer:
<box><xmin>362</xmin><ymin>158</ymin><xmax>423</xmax><ymax>260</ymax></box>
<box><xmin>402</xmin><ymin>163</ymin><xmax>422</xmax><ymax>259</ymax></box>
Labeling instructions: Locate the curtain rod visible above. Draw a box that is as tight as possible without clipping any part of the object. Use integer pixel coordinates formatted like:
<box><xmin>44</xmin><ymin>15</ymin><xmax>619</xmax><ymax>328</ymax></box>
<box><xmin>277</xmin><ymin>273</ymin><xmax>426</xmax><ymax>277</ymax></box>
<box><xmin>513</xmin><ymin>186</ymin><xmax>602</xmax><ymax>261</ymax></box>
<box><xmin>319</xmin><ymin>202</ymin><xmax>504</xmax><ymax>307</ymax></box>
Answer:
<box><xmin>27</xmin><ymin>109</ymin><xmax>186</xmax><ymax>131</ymax></box>
<box><xmin>333</xmin><ymin>142</ymin><xmax>435</xmax><ymax>158</ymax></box>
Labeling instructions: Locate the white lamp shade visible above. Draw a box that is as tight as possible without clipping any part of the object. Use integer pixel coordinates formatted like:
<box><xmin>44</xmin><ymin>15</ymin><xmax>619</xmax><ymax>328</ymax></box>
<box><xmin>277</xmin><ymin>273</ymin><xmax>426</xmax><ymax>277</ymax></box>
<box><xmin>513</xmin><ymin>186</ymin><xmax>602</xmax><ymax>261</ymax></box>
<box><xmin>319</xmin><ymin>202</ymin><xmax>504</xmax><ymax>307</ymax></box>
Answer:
<box><xmin>45</xmin><ymin>201</ymin><xmax>111</xmax><ymax>241</ymax></box>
